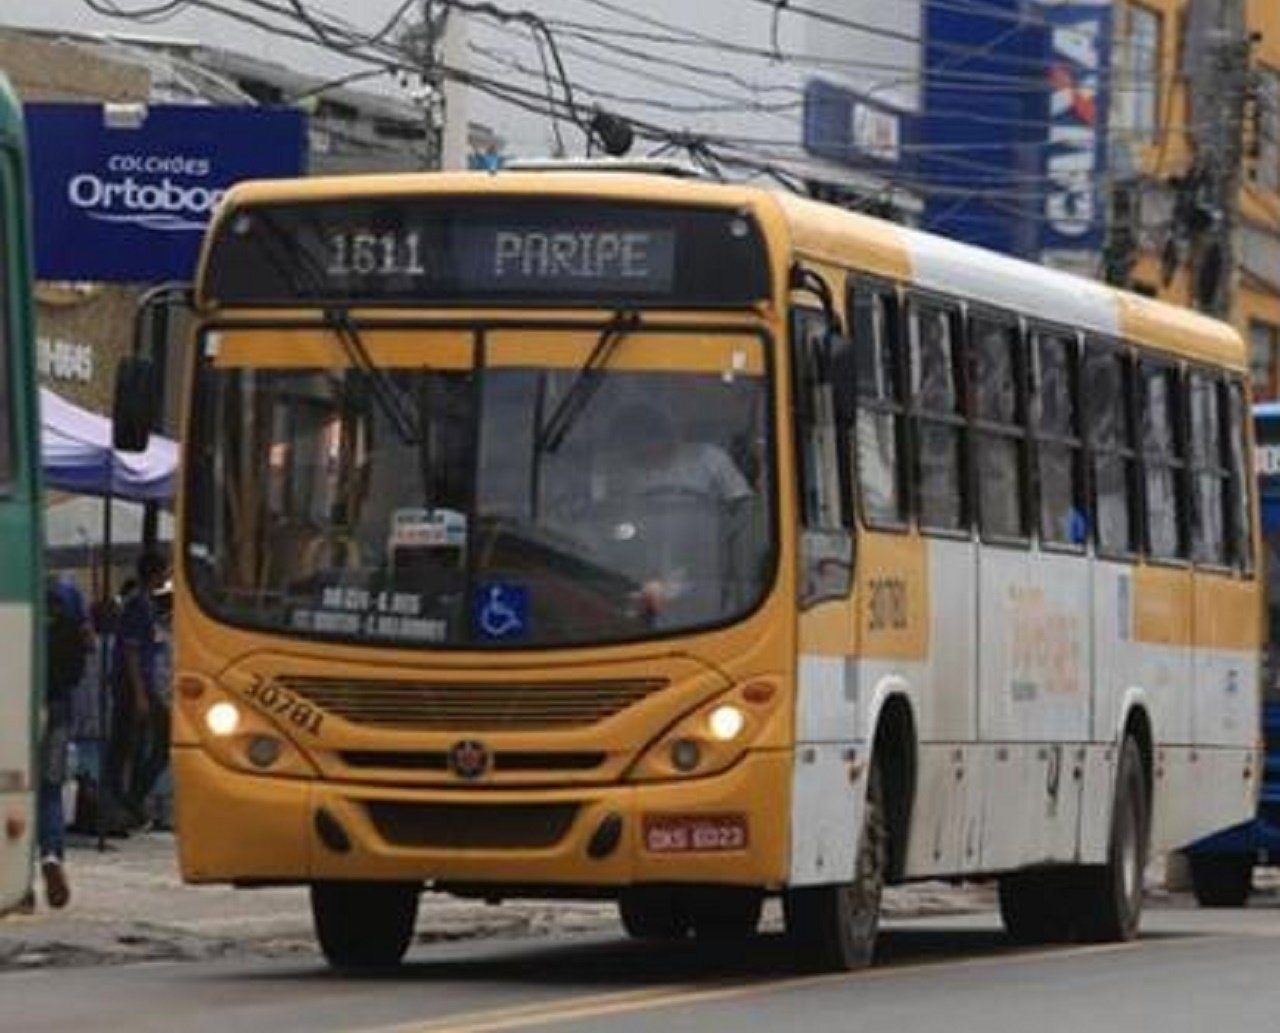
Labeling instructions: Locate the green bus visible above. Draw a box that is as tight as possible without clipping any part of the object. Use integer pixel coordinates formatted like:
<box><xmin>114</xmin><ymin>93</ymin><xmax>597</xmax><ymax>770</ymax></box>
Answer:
<box><xmin>0</xmin><ymin>71</ymin><xmax>41</xmax><ymax>915</ymax></box>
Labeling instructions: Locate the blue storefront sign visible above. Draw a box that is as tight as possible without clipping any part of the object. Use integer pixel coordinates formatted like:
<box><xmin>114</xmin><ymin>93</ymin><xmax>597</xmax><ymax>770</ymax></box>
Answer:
<box><xmin>24</xmin><ymin>103</ymin><xmax>306</xmax><ymax>282</ymax></box>
<box><xmin>1037</xmin><ymin>0</ymin><xmax>1113</xmax><ymax>258</ymax></box>
<box><xmin>802</xmin><ymin>79</ymin><xmax>916</xmax><ymax>179</ymax></box>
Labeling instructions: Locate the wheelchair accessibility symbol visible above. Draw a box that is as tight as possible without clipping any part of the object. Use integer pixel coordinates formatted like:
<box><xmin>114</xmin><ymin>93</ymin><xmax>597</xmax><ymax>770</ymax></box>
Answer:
<box><xmin>473</xmin><ymin>583</ymin><xmax>529</xmax><ymax>640</ymax></box>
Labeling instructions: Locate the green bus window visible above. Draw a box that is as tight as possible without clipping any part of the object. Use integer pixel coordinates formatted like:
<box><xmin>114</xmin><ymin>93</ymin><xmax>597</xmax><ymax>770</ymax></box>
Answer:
<box><xmin>0</xmin><ymin>159</ymin><xmax>12</xmax><ymax>488</ymax></box>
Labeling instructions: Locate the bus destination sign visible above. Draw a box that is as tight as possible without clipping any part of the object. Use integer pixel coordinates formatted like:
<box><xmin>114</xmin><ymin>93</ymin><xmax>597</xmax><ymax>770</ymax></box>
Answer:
<box><xmin>202</xmin><ymin>197</ymin><xmax>767</xmax><ymax>307</ymax></box>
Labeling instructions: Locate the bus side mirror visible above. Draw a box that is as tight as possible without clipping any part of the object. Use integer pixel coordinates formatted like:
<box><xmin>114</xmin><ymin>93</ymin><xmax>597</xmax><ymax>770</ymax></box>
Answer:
<box><xmin>112</xmin><ymin>356</ymin><xmax>156</xmax><ymax>453</ymax></box>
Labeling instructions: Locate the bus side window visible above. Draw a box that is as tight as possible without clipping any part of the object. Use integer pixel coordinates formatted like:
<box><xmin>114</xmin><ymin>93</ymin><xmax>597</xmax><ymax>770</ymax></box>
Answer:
<box><xmin>971</xmin><ymin>313</ymin><xmax>1028</xmax><ymax>541</ymax></box>
<box><xmin>849</xmin><ymin>283</ymin><xmax>907</xmax><ymax>526</ymax></box>
<box><xmin>791</xmin><ymin>305</ymin><xmax>853</xmax><ymax>605</ymax></box>
<box><xmin>1226</xmin><ymin>380</ymin><xmax>1254</xmax><ymax>573</ymax></box>
<box><xmin>907</xmin><ymin>298</ymin><xmax>967</xmax><ymax>533</ymax></box>
<box><xmin>1188</xmin><ymin>371</ymin><xmax>1229</xmax><ymax>566</ymax></box>
<box><xmin>1084</xmin><ymin>342</ymin><xmax>1140</xmax><ymax>557</ymax></box>
<box><xmin>1032</xmin><ymin>329</ymin><xmax>1085</xmax><ymax>547</ymax></box>
<box><xmin>1140</xmin><ymin>361</ymin><xmax>1189</xmax><ymax>561</ymax></box>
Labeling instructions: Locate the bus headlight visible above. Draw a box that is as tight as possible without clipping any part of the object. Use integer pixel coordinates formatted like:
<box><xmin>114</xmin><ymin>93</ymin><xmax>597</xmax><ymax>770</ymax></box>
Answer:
<box><xmin>708</xmin><ymin>705</ymin><xmax>745</xmax><ymax>742</ymax></box>
<box><xmin>628</xmin><ymin>682</ymin><xmax>781</xmax><ymax>782</ymax></box>
<box><xmin>205</xmin><ymin>702</ymin><xmax>241</xmax><ymax>737</ymax></box>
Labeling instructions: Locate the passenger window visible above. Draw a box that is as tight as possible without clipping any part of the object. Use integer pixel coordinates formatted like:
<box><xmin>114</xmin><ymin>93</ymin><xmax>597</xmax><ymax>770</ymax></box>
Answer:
<box><xmin>908</xmin><ymin>299</ymin><xmax>966</xmax><ymax>532</ymax></box>
<box><xmin>1140</xmin><ymin>362</ymin><xmax>1188</xmax><ymax>560</ymax></box>
<box><xmin>1188</xmin><ymin>372</ymin><xmax>1228</xmax><ymax>565</ymax></box>
<box><xmin>1033</xmin><ymin>330</ymin><xmax>1085</xmax><ymax>547</ymax></box>
<box><xmin>850</xmin><ymin>284</ymin><xmax>906</xmax><ymax>525</ymax></box>
<box><xmin>1226</xmin><ymin>381</ymin><xmax>1253</xmax><ymax>572</ymax></box>
<box><xmin>971</xmin><ymin>314</ymin><xmax>1027</xmax><ymax>540</ymax></box>
<box><xmin>1084</xmin><ymin>343</ymin><xmax>1139</xmax><ymax>556</ymax></box>
<box><xmin>792</xmin><ymin>307</ymin><xmax>848</xmax><ymax>532</ymax></box>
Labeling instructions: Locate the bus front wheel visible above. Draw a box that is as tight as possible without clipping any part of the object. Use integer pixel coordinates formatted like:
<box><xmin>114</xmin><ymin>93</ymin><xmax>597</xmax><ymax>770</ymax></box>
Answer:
<box><xmin>310</xmin><ymin>881</ymin><xmax>420</xmax><ymax>971</ymax></box>
<box><xmin>618</xmin><ymin>888</ymin><xmax>692</xmax><ymax>941</ymax></box>
<box><xmin>784</xmin><ymin>763</ymin><xmax>886</xmax><ymax>971</ymax></box>
<box><xmin>1189</xmin><ymin>855</ymin><xmax>1253</xmax><ymax>907</ymax></box>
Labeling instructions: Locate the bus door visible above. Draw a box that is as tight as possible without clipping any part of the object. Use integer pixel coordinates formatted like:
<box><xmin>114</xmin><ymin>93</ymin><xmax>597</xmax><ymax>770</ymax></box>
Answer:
<box><xmin>0</xmin><ymin>134</ymin><xmax>35</xmax><ymax>913</ymax></box>
<box><xmin>976</xmin><ymin>324</ymin><xmax>1089</xmax><ymax>869</ymax></box>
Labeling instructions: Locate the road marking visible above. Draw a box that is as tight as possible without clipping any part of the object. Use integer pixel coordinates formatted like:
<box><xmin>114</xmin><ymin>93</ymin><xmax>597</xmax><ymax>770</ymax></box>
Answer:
<box><xmin>358</xmin><ymin>939</ymin><xmax>1139</xmax><ymax>1033</ymax></box>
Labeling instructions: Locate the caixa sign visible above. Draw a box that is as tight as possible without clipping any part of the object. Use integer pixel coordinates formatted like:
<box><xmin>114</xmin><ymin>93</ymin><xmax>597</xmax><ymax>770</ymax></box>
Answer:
<box><xmin>25</xmin><ymin>104</ymin><xmax>305</xmax><ymax>282</ymax></box>
<box><xmin>1037</xmin><ymin>0</ymin><xmax>1112</xmax><ymax>261</ymax></box>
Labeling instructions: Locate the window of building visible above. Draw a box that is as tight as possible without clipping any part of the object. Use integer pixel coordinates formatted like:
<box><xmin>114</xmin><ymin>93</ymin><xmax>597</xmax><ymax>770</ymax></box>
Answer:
<box><xmin>1250</xmin><ymin>320</ymin><xmax>1280</xmax><ymax>400</ymax></box>
<box><xmin>1113</xmin><ymin>3</ymin><xmax>1162</xmax><ymax>148</ymax></box>
<box><xmin>970</xmin><ymin>313</ymin><xmax>1028</xmax><ymax>540</ymax></box>
<box><xmin>1256</xmin><ymin>67</ymin><xmax>1279</xmax><ymax>193</ymax></box>
<box><xmin>1033</xmin><ymin>330</ymin><xmax>1085</xmax><ymax>547</ymax></box>
<box><xmin>1084</xmin><ymin>342</ymin><xmax>1139</xmax><ymax>556</ymax></box>
<box><xmin>908</xmin><ymin>298</ymin><xmax>967</xmax><ymax>532</ymax></box>
<box><xmin>1140</xmin><ymin>362</ymin><xmax>1188</xmax><ymax>560</ymax></box>
<box><xmin>1188</xmin><ymin>371</ymin><xmax>1229</xmax><ymax>566</ymax></box>
<box><xmin>850</xmin><ymin>283</ymin><xmax>907</xmax><ymax>526</ymax></box>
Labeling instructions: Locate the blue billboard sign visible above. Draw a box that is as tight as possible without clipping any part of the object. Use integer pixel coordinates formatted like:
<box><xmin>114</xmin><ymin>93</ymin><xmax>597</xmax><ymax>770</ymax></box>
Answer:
<box><xmin>1037</xmin><ymin>0</ymin><xmax>1113</xmax><ymax>258</ymax></box>
<box><xmin>24</xmin><ymin>103</ymin><xmax>306</xmax><ymax>282</ymax></box>
<box><xmin>802</xmin><ymin>79</ymin><xmax>915</xmax><ymax>178</ymax></box>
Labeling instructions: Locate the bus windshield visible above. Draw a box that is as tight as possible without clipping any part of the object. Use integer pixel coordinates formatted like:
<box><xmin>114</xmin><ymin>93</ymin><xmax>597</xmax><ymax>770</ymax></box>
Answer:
<box><xmin>185</xmin><ymin>326</ymin><xmax>774</xmax><ymax>649</ymax></box>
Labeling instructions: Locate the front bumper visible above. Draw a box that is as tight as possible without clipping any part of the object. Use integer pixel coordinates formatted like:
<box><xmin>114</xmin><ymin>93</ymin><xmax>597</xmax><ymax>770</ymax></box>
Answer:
<box><xmin>173</xmin><ymin>745</ymin><xmax>790</xmax><ymax>890</ymax></box>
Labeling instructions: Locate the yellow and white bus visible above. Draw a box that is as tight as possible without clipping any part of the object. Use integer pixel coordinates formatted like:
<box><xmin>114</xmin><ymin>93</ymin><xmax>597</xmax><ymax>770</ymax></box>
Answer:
<box><xmin>161</xmin><ymin>166</ymin><xmax>1261</xmax><ymax>970</ymax></box>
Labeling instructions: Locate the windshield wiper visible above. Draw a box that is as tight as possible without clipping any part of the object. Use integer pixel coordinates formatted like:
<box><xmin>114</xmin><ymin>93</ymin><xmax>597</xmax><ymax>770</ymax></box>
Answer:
<box><xmin>537</xmin><ymin>310</ymin><xmax>641</xmax><ymax>454</ymax></box>
<box><xmin>323</xmin><ymin>307</ymin><xmax>420</xmax><ymax>444</ymax></box>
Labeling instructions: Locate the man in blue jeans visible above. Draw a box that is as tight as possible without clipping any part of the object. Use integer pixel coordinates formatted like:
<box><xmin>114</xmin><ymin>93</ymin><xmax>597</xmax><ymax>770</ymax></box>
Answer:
<box><xmin>40</xmin><ymin>575</ymin><xmax>92</xmax><ymax>908</ymax></box>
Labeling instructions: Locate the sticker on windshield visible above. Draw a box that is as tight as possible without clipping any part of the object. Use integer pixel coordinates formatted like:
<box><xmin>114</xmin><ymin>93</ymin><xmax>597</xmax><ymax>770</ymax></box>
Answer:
<box><xmin>473</xmin><ymin>583</ymin><xmax>529</xmax><ymax>641</ymax></box>
<box><xmin>390</xmin><ymin>507</ymin><xmax>467</xmax><ymax>549</ymax></box>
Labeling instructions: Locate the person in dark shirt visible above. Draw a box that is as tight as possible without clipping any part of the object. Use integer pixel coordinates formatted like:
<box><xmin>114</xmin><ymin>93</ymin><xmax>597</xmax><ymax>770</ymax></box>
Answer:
<box><xmin>40</xmin><ymin>575</ymin><xmax>91</xmax><ymax>908</ymax></box>
<box><xmin>106</xmin><ymin>552</ymin><xmax>170</xmax><ymax>826</ymax></box>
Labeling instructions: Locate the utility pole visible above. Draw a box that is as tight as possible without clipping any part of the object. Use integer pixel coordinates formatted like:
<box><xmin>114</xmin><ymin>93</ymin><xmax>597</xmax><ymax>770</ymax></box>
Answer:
<box><xmin>402</xmin><ymin>0</ymin><xmax>448</xmax><ymax>169</ymax></box>
<box><xmin>1184</xmin><ymin>0</ymin><xmax>1253</xmax><ymax>319</ymax></box>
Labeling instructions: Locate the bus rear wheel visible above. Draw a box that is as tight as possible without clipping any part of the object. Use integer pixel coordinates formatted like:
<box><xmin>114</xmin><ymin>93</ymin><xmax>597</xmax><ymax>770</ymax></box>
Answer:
<box><xmin>785</xmin><ymin>763</ymin><xmax>886</xmax><ymax>971</ymax></box>
<box><xmin>310</xmin><ymin>881</ymin><xmax>420</xmax><ymax>971</ymax></box>
<box><xmin>618</xmin><ymin>888</ymin><xmax>691</xmax><ymax>941</ymax></box>
<box><xmin>1189</xmin><ymin>855</ymin><xmax>1253</xmax><ymax>907</ymax></box>
<box><xmin>1073</xmin><ymin>736</ymin><xmax>1148</xmax><ymax>942</ymax></box>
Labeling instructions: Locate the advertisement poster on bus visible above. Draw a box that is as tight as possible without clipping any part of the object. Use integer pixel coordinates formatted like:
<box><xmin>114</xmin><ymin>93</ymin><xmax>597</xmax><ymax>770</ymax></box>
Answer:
<box><xmin>24</xmin><ymin>103</ymin><xmax>306</xmax><ymax>282</ymax></box>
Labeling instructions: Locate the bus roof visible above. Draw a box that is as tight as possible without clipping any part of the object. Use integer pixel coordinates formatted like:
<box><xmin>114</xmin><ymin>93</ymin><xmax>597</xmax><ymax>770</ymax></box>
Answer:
<box><xmin>211</xmin><ymin>170</ymin><xmax>1245</xmax><ymax>371</ymax></box>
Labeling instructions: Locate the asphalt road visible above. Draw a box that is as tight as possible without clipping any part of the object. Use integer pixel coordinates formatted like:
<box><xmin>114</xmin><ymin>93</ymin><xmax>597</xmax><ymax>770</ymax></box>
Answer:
<box><xmin>4</xmin><ymin>901</ymin><xmax>1280</xmax><ymax>1033</ymax></box>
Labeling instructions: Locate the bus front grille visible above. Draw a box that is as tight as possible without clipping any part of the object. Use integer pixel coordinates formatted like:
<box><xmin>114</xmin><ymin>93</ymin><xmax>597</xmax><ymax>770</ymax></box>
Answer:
<box><xmin>365</xmin><ymin>801</ymin><xmax>579</xmax><ymax>850</ymax></box>
<box><xmin>277</xmin><ymin>677</ymin><xmax>665</xmax><ymax>731</ymax></box>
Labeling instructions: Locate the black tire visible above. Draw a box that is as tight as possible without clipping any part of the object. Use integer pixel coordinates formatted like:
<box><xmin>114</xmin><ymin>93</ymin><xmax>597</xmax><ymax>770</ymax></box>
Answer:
<box><xmin>688</xmin><ymin>890</ymin><xmax>764</xmax><ymax>941</ymax></box>
<box><xmin>618</xmin><ymin>888</ymin><xmax>692</xmax><ymax>941</ymax></box>
<box><xmin>310</xmin><ymin>881</ymin><xmax>419</xmax><ymax>971</ymax></box>
<box><xmin>785</xmin><ymin>762</ymin><xmax>887</xmax><ymax>971</ymax></box>
<box><xmin>1074</xmin><ymin>736</ymin><xmax>1149</xmax><ymax>942</ymax></box>
<box><xmin>1189</xmin><ymin>855</ymin><xmax>1253</xmax><ymax>908</ymax></box>
<box><xmin>998</xmin><ymin>869</ymin><xmax>1075</xmax><ymax>944</ymax></box>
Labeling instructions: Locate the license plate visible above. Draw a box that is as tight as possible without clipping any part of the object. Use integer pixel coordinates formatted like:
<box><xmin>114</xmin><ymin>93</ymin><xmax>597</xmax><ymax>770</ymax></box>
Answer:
<box><xmin>643</xmin><ymin>814</ymin><xmax>748</xmax><ymax>853</ymax></box>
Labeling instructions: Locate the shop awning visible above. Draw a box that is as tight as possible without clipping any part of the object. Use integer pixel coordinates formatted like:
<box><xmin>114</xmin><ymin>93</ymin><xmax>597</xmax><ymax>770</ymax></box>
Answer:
<box><xmin>40</xmin><ymin>387</ymin><xmax>178</xmax><ymax>500</ymax></box>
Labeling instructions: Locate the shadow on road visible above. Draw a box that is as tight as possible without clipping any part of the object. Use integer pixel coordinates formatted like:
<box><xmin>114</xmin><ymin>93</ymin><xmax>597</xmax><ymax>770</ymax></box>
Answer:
<box><xmin>216</xmin><ymin>920</ymin><xmax>1197</xmax><ymax>990</ymax></box>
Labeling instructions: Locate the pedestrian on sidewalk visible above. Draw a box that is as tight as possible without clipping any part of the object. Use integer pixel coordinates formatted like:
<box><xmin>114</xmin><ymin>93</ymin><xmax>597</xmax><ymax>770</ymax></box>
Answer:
<box><xmin>40</xmin><ymin>574</ymin><xmax>92</xmax><ymax>908</ymax></box>
<box><xmin>106</xmin><ymin>551</ymin><xmax>170</xmax><ymax>829</ymax></box>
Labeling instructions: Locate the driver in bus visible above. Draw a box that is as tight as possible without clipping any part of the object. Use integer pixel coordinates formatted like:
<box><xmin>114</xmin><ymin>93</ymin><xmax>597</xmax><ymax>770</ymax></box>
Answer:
<box><xmin>596</xmin><ymin>401</ymin><xmax>755</xmax><ymax>622</ymax></box>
